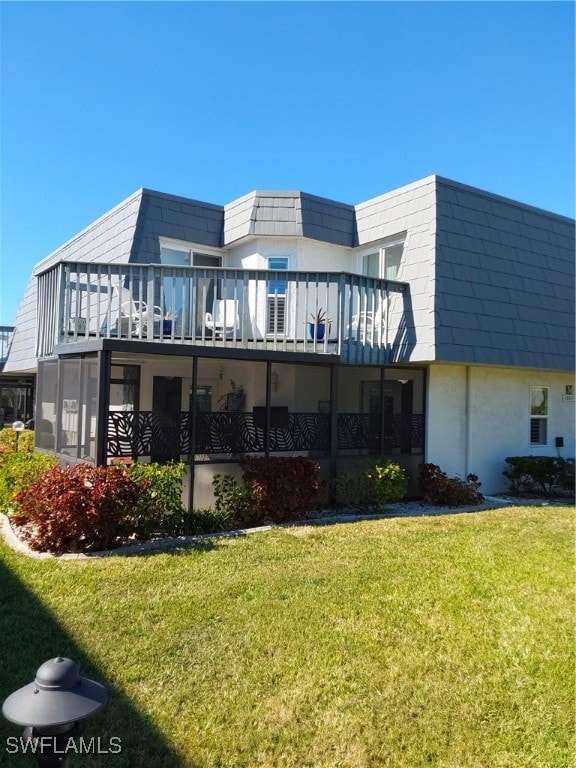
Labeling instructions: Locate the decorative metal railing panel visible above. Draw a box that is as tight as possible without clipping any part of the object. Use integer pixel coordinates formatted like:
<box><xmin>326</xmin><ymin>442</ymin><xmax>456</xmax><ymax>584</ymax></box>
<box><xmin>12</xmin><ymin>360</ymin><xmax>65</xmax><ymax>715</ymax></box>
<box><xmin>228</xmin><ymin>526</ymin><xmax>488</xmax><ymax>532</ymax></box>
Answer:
<box><xmin>194</xmin><ymin>412</ymin><xmax>331</xmax><ymax>454</ymax></box>
<box><xmin>108</xmin><ymin>411</ymin><xmax>192</xmax><ymax>458</ymax></box>
<box><xmin>388</xmin><ymin>413</ymin><xmax>425</xmax><ymax>450</ymax></box>
<box><xmin>37</xmin><ymin>261</ymin><xmax>408</xmax><ymax>365</ymax></box>
<box><xmin>337</xmin><ymin>413</ymin><xmax>424</xmax><ymax>451</ymax></box>
<box><xmin>337</xmin><ymin>413</ymin><xmax>379</xmax><ymax>451</ymax></box>
<box><xmin>272</xmin><ymin>413</ymin><xmax>330</xmax><ymax>452</ymax></box>
<box><xmin>107</xmin><ymin>411</ymin><xmax>423</xmax><ymax>459</ymax></box>
<box><xmin>195</xmin><ymin>412</ymin><xmax>263</xmax><ymax>455</ymax></box>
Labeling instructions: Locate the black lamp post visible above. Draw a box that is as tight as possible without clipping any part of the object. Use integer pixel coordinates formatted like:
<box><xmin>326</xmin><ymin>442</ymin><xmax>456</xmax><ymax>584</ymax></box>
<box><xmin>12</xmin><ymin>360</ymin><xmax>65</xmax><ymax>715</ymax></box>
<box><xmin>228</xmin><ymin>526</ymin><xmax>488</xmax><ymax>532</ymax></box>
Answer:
<box><xmin>2</xmin><ymin>657</ymin><xmax>108</xmax><ymax>767</ymax></box>
<box><xmin>12</xmin><ymin>420</ymin><xmax>25</xmax><ymax>451</ymax></box>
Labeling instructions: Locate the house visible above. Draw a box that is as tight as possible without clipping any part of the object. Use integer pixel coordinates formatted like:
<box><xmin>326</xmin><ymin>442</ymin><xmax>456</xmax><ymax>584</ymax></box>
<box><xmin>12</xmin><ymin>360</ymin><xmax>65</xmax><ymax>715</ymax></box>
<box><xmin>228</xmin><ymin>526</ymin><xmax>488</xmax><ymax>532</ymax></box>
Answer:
<box><xmin>2</xmin><ymin>175</ymin><xmax>574</xmax><ymax>505</ymax></box>
<box><xmin>0</xmin><ymin>326</ymin><xmax>34</xmax><ymax>428</ymax></box>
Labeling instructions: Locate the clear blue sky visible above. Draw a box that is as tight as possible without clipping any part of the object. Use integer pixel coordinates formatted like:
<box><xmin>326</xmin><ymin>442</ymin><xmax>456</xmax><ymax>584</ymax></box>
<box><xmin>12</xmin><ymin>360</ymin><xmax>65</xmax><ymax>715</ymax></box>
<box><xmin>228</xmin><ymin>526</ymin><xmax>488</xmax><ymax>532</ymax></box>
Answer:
<box><xmin>1</xmin><ymin>1</ymin><xmax>574</xmax><ymax>325</ymax></box>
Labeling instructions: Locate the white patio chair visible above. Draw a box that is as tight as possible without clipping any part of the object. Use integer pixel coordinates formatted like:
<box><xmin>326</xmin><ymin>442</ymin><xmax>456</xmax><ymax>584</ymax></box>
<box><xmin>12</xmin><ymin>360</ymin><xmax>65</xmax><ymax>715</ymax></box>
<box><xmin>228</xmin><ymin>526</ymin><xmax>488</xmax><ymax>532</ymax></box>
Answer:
<box><xmin>347</xmin><ymin>309</ymin><xmax>385</xmax><ymax>342</ymax></box>
<box><xmin>120</xmin><ymin>299</ymin><xmax>163</xmax><ymax>336</ymax></box>
<box><xmin>205</xmin><ymin>299</ymin><xmax>239</xmax><ymax>338</ymax></box>
<box><xmin>107</xmin><ymin>282</ymin><xmax>162</xmax><ymax>336</ymax></box>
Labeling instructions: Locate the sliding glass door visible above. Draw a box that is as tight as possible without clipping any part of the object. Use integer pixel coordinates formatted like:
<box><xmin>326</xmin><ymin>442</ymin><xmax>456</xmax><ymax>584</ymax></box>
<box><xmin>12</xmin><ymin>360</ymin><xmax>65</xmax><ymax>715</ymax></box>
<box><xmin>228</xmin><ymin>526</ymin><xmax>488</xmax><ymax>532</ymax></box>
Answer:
<box><xmin>160</xmin><ymin>245</ymin><xmax>222</xmax><ymax>337</ymax></box>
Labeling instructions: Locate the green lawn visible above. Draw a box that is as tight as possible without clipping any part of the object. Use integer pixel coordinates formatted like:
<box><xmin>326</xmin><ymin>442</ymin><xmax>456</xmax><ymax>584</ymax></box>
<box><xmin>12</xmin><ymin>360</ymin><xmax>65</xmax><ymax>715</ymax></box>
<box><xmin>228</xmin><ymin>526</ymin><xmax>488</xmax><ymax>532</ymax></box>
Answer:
<box><xmin>0</xmin><ymin>505</ymin><xmax>574</xmax><ymax>768</ymax></box>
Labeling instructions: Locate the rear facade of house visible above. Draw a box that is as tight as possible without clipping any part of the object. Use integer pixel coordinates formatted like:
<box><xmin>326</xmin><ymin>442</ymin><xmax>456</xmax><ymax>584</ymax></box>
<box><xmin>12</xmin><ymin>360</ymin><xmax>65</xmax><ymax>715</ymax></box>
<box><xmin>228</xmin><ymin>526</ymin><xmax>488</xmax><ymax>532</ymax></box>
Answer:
<box><xmin>3</xmin><ymin>175</ymin><xmax>574</xmax><ymax>506</ymax></box>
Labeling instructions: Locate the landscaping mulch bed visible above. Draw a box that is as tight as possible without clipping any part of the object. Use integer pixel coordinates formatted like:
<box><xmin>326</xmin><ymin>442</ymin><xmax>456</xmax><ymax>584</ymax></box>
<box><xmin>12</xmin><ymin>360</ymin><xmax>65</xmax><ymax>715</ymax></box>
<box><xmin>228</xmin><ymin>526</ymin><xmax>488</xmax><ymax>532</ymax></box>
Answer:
<box><xmin>2</xmin><ymin>493</ymin><xmax>573</xmax><ymax>560</ymax></box>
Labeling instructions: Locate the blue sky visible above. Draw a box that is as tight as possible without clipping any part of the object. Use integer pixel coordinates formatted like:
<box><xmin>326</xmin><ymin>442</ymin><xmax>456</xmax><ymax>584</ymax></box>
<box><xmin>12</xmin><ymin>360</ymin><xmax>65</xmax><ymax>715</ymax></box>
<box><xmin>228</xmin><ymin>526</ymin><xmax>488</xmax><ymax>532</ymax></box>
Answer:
<box><xmin>1</xmin><ymin>1</ymin><xmax>574</xmax><ymax>325</ymax></box>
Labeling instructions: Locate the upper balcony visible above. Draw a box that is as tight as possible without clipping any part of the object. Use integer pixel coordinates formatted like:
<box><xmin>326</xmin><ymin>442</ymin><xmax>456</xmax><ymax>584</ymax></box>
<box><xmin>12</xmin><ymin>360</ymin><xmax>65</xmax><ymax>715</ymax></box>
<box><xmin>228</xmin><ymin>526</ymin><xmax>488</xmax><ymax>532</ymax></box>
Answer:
<box><xmin>36</xmin><ymin>261</ymin><xmax>410</xmax><ymax>365</ymax></box>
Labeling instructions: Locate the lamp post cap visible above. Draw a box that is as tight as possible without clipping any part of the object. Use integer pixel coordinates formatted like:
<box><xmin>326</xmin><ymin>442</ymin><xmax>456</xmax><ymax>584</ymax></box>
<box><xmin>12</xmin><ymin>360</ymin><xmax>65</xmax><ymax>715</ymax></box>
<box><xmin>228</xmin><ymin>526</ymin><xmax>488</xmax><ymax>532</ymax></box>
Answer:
<box><xmin>2</xmin><ymin>657</ymin><xmax>107</xmax><ymax>727</ymax></box>
<box><xmin>12</xmin><ymin>421</ymin><xmax>25</xmax><ymax>432</ymax></box>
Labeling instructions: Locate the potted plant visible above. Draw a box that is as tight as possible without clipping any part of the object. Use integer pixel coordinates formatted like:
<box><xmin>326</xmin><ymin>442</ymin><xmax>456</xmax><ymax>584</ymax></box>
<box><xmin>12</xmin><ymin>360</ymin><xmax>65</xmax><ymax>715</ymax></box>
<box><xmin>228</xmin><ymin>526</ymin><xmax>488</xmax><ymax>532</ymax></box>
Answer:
<box><xmin>163</xmin><ymin>310</ymin><xmax>174</xmax><ymax>335</ymax></box>
<box><xmin>307</xmin><ymin>309</ymin><xmax>332</xmax><ymax>341</ymax></box>
<box><xmin>219</xmin><ymin>380</ymin><xmax>246</xmax><ymax>412</ymax></box>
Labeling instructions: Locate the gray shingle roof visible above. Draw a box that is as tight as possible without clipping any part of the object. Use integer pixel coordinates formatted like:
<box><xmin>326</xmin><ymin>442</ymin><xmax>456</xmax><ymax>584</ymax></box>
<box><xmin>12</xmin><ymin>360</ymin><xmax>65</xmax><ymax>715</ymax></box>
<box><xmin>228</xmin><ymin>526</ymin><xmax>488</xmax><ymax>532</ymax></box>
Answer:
<box><xmin>3</xmin><ymin>176</ymin><xmax>574</xmax><ymax>373</ymax></box>
<box><xmin>223</xmin><ymin>191</ymin><xmax>356</xmax><ymax>246</ymax></box>
<box><xmin>435</xmin><ymin>177</ymin><xmax>574</xmax><ymax>371</ymax></box>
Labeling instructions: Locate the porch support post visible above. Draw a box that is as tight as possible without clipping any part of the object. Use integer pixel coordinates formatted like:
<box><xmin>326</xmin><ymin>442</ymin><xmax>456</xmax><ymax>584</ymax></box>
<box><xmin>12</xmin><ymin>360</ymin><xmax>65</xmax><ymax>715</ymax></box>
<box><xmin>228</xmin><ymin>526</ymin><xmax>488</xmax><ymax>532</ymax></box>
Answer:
<box><xmin>265</xmin><ymin>362</ymin><xmax>272</xmax><ymax>458</ymax></box>
<box><xmin>95</xmin><ymin>350</ymin><xmax>111</xmax><ymax>466</ymax></box>
<box><xmin>77</xmin><ymin>357</ymin><xmax>85</xmax><ymax>460</ymax></box>
<box><xmin>379</xmin><ymin>365</ymin><xmax>386</xmax><ymax>460</ymax></box>
<box><xmin>54</xmin><ymin>359</ymin><xmax>64</xmax><ymax>455</ymax></box>
<box><xmin>188</xmin><ymin>356</ymin><xmax>198</xmax><ymax>512</ymax></box>
<box><xmin>329</xmin><ymin>364</ymin><xmax>338</xmax><ymax>484</ymax></box>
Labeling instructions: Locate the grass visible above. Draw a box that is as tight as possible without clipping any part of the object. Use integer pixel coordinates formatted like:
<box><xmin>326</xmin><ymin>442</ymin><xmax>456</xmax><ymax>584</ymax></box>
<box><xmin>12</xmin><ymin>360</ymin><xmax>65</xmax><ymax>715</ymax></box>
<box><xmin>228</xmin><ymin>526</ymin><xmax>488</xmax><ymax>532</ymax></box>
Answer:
<box><xmin>0</xmin><ymin>505</ymin><xmax>574</xmax><ymax>768</ymax></box>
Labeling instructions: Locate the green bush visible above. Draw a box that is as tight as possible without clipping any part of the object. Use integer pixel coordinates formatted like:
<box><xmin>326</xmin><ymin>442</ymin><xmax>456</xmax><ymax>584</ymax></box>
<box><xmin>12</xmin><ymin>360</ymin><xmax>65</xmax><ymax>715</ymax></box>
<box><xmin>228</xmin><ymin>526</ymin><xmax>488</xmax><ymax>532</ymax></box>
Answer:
<box><xmin>333</xmin><ymin>460</ymin><xmax>407</xmax><ymax>511</ymax></box>
<box><xmin>128</xmin><ymin>461</ymin><xmax>188</xmax><ymax>539</ymax></box>
<box><xmin>0</xmin><ymin>452</ymin><xmax>58</xmax><ymax>513</ymax></box>
<box><xmin>371</xmin><ymin>460</ymin><xmax>409</xmax><ymax>504</ymax></box>
<box><xmin>177</xmin><ymin>507</ymin><xmax>240</xmax><ymax>536</ymax></box>
<box><xmin>558</xmin><ymin>458</ymin><xmax>575</xmax><ymax>493</ymax></box>
<box><xmin>212</xmin><ymin>473</ymin><xmax>263</xmax><ymax>528</ymax></box>
<box><xmin>0</xmin><ymin>427</ymin><xmax>34</xmax><ymax>454</ymax></box>
<box><xmin>503</xmin><ymin>456</ymin><xmax>575</xmax><ymax>497</ymax></box>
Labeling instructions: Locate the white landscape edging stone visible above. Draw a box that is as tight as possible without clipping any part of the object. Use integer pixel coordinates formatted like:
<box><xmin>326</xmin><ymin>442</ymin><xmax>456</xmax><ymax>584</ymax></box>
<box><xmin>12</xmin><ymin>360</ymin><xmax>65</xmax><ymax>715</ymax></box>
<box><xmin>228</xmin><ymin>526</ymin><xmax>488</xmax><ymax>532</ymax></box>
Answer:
<box><xmin>0</xmin><ymin>499</ymin><xmax>502</xmax><ymax>560</ymax></box>
<box><xmin>0</xmin><ymin>496</ymin><xmax>555</xmax><ymax>561</ymax></box>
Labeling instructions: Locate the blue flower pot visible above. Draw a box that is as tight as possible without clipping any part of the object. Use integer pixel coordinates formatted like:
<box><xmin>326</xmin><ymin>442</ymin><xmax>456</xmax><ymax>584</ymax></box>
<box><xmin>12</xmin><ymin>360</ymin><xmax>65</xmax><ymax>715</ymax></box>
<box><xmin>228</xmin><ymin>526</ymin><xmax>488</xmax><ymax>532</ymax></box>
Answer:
<box><xmin>307</xmin><ymin>322</ymin><xmax>326</xmax><ymax>341</ymax></box>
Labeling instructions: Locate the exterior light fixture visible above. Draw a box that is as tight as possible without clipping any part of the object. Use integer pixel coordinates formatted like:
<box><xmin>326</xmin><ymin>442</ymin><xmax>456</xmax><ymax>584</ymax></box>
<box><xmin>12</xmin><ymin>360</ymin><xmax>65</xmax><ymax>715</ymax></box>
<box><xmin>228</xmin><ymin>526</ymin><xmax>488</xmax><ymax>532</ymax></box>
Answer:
<box><xmin>2</xmin><ymin>657</ymin><xmax>108</xmax><ymax>767</ymax></box>
<box><xmin>397</xmin><ymin>379</ymin><xmax>409</xmax><ymax>385</ymax></box>
<box><xmin>11</xmin><ymin>420</ymin><xmax>25</xmax><ymax>450</ymax></box>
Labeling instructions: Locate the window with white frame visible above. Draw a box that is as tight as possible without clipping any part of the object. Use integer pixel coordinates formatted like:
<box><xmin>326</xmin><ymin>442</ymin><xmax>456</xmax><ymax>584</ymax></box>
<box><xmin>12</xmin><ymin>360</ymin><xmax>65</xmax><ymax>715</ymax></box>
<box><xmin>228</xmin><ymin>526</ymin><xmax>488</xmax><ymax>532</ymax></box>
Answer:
<box><xmin>361</xmin><ymin>236</ymin><xmax>405</xmax><ymax>281</ymax></box>
<box><xmin>530</xmin><ymin>386</ymin><xmax>548</xmax><ymax>445</ymax></box>
<box><xmin>267</xmin><ymin>257</ymin><xmax>288</xmax><ymax>334</ymax></box>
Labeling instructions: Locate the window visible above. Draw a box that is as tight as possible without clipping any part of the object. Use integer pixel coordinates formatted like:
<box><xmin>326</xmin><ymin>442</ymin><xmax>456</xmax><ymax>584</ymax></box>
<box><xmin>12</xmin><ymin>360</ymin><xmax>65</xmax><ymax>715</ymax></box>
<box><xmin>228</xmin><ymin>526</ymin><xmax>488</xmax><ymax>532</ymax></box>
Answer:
<box><xmin>194</xmin><ymin>385</ymin><xmax>213</xmax><ymax>412</ymax></box>
<box><xmin>362</xmin><ymin>252</ymin><xmax>379</xmax><ymax>278</ymax></box>
<box><xmin>110</xmin><ymin>365</ymin><xmax>140</xmax><ymax>413</ymax></box>
<box><xmin>160</xmin><ymin>242</ymin><xmax>223</xmax><ymax>334</ymax></box>
<box><xmin>267</xmin><ymin>257</ymin><xmax>288</xmax><ymax>334</ymax></box>
<box><xmin>530</xmin><ymin>386</ymin><xmax>548</xmax><ymax>445</ymax></box>
<box><xmin>361</xmin><ymin>237</ymin><xmax>405</xmax><ymax>281</ymax></box>
<box><xmin>384</xmin><ymin>244</ymin><xmax>403</xmax><ymax>280</ymax></box>
<box><xmin>160</xmin><ymin>244</ymin><xmax>222</xmax><ymax>269</ymax></box>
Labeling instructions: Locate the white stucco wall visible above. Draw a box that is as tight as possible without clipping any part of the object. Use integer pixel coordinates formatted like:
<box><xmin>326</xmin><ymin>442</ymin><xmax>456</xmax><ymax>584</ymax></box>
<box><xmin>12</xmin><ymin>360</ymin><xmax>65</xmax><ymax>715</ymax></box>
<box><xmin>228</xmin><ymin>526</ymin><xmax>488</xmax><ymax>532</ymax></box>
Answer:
<box><xmin>232</xmin><ymin>237</ymin><xmax>352</xmax><ymax>272</ymax></box>
<box><xmin>427</xmin><ymin>363</ymin><xmax>575</xmax><ymax>494</ymax></box>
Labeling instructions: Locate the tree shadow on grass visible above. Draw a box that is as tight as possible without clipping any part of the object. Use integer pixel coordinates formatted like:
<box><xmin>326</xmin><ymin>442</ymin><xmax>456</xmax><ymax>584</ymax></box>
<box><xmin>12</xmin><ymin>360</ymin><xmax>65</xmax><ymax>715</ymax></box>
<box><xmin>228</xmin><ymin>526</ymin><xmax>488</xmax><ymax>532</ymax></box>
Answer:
<box><xmin>0</xmin><ymin>556</ymin><xmax>192</xmax><ymax>768</ymax></box>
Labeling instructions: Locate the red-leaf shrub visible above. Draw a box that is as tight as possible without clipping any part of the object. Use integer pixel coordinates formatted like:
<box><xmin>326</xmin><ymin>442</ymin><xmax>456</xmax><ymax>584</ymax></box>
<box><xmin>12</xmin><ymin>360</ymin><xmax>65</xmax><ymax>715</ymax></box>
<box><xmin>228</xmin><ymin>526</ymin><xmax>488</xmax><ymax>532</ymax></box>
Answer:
<box><xmin>239</xmin><ymin>456</ymin><xmax>320</xmax><ymax>522</ymax></box>
<box><xmin>12</xmin><ymin>464</ymin><xmax>144</xmax><ymax>553</ymax></box>
<box><xmin>419</xmin><ymin>463</ymin><xmax>483</xmax><ymax>506</ymax></box>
